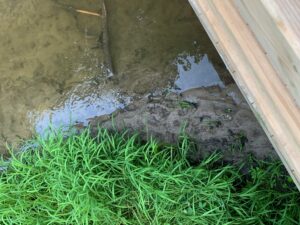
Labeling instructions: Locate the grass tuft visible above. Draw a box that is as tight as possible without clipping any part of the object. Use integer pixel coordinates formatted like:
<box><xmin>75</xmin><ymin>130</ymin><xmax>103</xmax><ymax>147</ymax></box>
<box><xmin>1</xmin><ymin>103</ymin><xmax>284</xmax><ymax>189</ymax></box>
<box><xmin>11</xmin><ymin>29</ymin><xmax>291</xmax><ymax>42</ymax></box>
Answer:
<box><xmin>0</xmin><ymin>128</ymin><xmax>299</xmax><ymax>224</ymax></box>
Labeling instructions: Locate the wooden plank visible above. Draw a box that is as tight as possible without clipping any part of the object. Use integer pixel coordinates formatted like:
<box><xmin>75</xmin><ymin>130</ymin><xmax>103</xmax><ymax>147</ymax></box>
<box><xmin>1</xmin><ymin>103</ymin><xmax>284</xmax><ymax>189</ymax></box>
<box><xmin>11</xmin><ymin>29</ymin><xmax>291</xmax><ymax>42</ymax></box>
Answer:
<box><xmin>189</xmin><ymin>0</ymin><xmax>300</xmax><ymax>190</ymax></box>
<box><xmin>234</xmin><ymin>0</ymin><xmax>300</xmax><ymax>107</ymax></box>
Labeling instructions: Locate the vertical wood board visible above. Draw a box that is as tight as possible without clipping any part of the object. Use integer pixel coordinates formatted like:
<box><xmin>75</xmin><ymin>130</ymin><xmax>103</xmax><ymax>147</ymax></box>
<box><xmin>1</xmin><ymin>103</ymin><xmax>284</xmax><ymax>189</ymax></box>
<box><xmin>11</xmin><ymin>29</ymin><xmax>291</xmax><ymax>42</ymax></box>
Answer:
<box><xmin>189</xmin><ymin>0</ymin><xmax>300</xmax><ymax>190</ymax></box>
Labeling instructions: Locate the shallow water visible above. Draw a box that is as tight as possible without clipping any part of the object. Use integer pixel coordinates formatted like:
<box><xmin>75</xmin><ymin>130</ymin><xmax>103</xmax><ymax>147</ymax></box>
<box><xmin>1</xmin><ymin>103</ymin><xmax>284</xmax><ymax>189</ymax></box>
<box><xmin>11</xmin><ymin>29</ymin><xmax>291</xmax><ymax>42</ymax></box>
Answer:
<box><xmin>0</xmin><ymin>0</ymin><xmax>233</xmax><ymax>153</ymax></box>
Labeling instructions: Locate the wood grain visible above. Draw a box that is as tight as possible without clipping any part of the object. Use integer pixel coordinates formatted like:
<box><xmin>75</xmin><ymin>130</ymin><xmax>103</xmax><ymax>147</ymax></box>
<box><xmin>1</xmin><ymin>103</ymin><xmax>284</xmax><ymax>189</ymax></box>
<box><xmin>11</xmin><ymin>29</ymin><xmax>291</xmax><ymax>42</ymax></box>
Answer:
<box><xmin>189</xmin><ymin>0</ymin><xmax>300</xmax><ymax>190</ymax></box>
<box><xmin>234</xmin><ymin>0</ymin><xmax>300</xmax><ymax>107</ymax></box>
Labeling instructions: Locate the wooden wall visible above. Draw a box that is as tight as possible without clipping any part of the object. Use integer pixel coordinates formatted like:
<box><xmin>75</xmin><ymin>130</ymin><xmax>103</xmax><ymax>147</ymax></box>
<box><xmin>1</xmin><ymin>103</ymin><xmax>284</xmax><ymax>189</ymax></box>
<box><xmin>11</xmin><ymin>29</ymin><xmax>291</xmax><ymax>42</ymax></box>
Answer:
<box><xmin>189</xmin><ymin>0</ymin><xmax>300</xmax><ymax>190</ymax></box>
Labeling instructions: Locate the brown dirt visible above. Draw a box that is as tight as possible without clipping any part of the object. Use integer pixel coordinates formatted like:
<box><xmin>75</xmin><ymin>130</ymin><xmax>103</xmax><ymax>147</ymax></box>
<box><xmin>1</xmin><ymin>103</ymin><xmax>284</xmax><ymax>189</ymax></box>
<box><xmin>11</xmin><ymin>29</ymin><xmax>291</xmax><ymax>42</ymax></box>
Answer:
<box><xmin>89</xmin><ymin>84</ymin><xmax>276</xmax><ymax>164</ymax></box>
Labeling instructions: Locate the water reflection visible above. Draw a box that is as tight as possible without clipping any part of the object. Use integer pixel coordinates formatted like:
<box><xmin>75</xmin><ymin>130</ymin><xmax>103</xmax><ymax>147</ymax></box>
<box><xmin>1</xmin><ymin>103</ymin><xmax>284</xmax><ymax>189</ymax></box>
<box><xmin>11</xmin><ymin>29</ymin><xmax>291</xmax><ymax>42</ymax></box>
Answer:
<box><xmin>174</xmin><ymin>54</ymin><xmax>225</xmax><ymax>92</ymax></box>
<box><xmin>29</xmin><ymin>81</ymin><xmax>130</xmax><ymax>135</ymax></box>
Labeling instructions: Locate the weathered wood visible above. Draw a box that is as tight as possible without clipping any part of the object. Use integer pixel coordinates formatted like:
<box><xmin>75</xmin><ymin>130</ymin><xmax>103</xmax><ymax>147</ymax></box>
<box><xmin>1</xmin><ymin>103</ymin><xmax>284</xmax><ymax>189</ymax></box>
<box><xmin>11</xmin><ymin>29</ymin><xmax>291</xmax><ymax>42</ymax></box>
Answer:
<box><xmin>234</xmin><ymin>0</ymin><xmax>300</xmax><ymax>107</ymax></box>
<box><xmin>189</xmin><ymin>0</ymin><xmax>300</xmax><ymax>190</ymax></box>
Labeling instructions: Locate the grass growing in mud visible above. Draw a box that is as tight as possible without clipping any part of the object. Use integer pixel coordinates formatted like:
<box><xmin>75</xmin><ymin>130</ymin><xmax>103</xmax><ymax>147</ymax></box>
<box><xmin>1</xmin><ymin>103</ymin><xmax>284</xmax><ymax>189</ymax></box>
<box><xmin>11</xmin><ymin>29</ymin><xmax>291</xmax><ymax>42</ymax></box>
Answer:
<box><xmin>0</xmin><ymin>129</ymin><xmax>299</xmax><ymax>224</ymax></box>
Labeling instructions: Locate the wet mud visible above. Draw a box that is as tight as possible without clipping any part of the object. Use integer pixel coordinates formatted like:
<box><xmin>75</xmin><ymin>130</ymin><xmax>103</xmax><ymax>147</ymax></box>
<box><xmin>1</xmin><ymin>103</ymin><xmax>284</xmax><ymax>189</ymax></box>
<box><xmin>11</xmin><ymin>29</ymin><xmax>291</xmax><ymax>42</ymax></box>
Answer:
<box><xmin>89</xmin><ymin>84</ymin><xmax>275</xmax><ymax>161</ymax></box>
<box><xmin>0</xmin><ymin>0</ymin><xmax>274</xmax><ymax>161</ymax></box>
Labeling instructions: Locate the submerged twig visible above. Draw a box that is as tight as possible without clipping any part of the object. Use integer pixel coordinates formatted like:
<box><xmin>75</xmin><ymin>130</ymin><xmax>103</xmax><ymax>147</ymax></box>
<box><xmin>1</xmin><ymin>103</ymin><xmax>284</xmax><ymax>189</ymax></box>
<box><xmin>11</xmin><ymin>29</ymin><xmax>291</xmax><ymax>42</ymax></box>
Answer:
<box><xmin>100</xmin><ymin>0</ymin><xmax>114</xmax><ymax>78</ymax></box>
<box><xmin>75</xmin><ymin>9</ymin><xmax>101</xmax><ymax>17</ymax></box>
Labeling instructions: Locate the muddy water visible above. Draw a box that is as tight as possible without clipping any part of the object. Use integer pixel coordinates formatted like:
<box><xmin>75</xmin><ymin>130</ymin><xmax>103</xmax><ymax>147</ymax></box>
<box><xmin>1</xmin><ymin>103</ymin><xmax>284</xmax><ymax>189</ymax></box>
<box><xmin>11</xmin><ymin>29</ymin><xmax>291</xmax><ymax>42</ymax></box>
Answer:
<box><xmin>0</xmin><ymin>0</ymin><xmax>234</xmax><ymax>154</ymax></box>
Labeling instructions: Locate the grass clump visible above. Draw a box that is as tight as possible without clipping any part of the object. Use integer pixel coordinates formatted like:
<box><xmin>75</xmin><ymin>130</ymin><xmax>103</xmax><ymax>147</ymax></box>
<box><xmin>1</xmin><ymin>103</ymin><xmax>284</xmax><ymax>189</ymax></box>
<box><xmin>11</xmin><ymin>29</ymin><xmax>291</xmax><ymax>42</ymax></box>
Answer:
<box><xmin>0</xmin><ymin>128</ymin><xmax>299</xmax><ymax>224</ymax></box>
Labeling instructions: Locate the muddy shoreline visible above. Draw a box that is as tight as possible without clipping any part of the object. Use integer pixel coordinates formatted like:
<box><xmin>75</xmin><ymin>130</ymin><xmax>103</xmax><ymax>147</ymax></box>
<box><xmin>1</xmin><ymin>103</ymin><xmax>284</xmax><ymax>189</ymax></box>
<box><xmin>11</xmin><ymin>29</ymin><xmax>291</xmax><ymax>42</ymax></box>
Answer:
<box><xmin>0</xmin><ymin>0</ymin><xmax>276</xmax><ymax>163</ymax></box>
<box><xmin>89</xmin><ymin>84</ymin><xmax>276</xmax><ymax>164</ymax></box>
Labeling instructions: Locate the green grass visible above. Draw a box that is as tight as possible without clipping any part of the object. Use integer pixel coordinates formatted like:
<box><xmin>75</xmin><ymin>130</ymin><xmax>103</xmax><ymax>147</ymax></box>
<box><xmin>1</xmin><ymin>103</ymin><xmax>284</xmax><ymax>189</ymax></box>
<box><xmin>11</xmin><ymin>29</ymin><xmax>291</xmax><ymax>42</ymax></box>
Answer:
<box><xmin>0</xmin><ymin>128</ymin><xmax>299</xmax><ymax>224</ymax></box>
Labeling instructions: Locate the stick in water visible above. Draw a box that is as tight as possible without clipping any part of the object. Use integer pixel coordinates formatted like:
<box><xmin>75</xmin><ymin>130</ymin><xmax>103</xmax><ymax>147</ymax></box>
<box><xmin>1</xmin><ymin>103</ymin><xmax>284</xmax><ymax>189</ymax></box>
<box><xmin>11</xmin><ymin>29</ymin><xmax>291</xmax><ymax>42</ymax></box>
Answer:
<box><xmin>100</xmin><ymin>0</ymin><xmax>114</xmax><ymax>78</ymax></box>
<box><xmin>75</xmin><ymin>9</ymin><xmax>101</xmax><ymax>17</ymax></box>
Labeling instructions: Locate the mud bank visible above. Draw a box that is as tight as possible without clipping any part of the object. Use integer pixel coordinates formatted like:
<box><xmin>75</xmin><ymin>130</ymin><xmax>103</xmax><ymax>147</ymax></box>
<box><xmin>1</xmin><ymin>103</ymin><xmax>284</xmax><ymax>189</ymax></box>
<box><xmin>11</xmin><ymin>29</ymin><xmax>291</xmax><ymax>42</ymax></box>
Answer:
<box><xmin>90</xmin><ymin>84</ymin><xmax>275</xmax><ymax>163</ymax></box>
<box><xmin>0</xmin><ymin>0</ymin><xmax>275</xmax><ymax>163</ymax></box>
<box><xmin>0</xmin><ymin>0</ymin><xmax>230</xmax><ymax>154</ymax></box>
